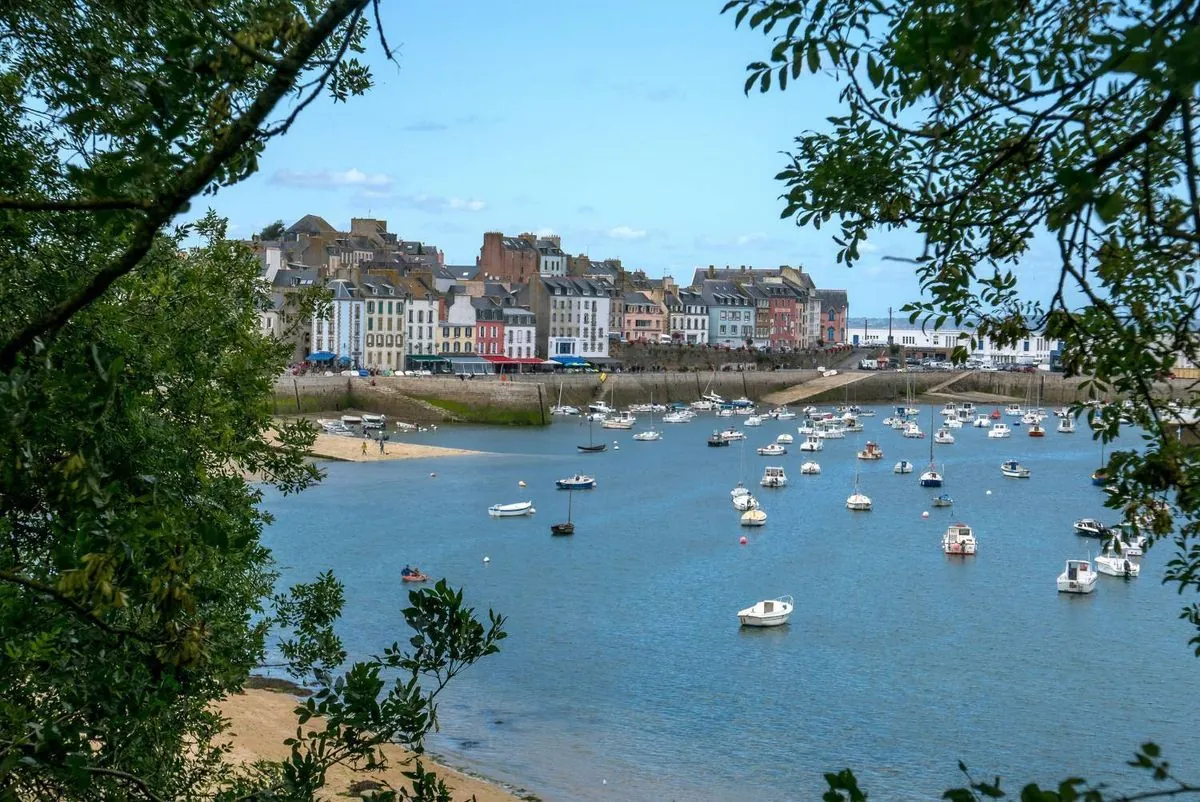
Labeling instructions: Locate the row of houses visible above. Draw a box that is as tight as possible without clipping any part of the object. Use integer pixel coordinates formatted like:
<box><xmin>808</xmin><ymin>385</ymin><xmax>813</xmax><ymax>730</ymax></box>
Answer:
<box><xmin>255</xmin><ymin>217</ymin><xmax>852</xmax><ymax>372</ymax></box>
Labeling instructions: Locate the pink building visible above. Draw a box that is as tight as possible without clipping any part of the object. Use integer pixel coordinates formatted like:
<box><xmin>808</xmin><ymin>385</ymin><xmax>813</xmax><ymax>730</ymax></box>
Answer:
<box><xmin>621</xmin><ymin>291</ymin><xmax>666</xmax><ymax>343</ymax></box>
<box><xmin>814</xmin><ymin>289</ymin><xmax>849</xmax><ymax>345</ymax></box>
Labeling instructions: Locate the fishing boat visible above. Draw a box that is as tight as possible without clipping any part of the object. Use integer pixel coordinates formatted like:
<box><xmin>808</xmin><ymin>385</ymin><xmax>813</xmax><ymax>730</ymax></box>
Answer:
<box><xmin>737</xmin><ymin>595</ymin><xmax>793</xmax><ymax>627</ymax></box>
<box><xmin>340</xmin><ymin>414</ymin><xmax>364</xmax><ymax>426</ymax></box>
<box><xmin>1057</xmin><ymin>559</ymin><xmax>1098</xmax><ymax>594</ymax></box>
<box><xmin>602</xmin><ymin>412</ymin><xmax>635</xmax><ymax>430</ymax></box>
<box><xmin>857</xmin><ymin>441</ymin><xmax>883</xmax><ymax>460</ymax></box>
<box><xmin>1057</xmin><ymin>416</ymin><xmax>1075</xmax><ymax>433</ymax></box>
<box><xmin>973</xmin><ymin>415</ymin><xmax>991</xmax><ymax>428</ymax></box>
<box><xmin>776</xmin><ymin>433</ymin><xmax>794</xmax><ymax>444</ymax></box>
<box><xmin>550</xmin><ymin>383</ymin><xmax>580</xmax><ymax>416</ymax></box>
<box><xmin>401</xmin><ymin>565</ymin><xmax>429</xmax><ymax>582</ymax></box>
<box><xmin>846</xmin><ymin>469</ymin><xmax>872</xmax><ymax>511</ymax></box>
<box><xmin>1095</xmin><ymin>549</ymin><xmax>1140</xmax><ymax>578</ymax></box>
<box><xmin>934</xmin><ymin>427</ymin><xmax>955</xmax><ymax>444</ymax></box>
<box><xmin>799</xmin><ymin>433</ymin><xmax>823</xmax><ymax>452</ymax></box>
<box><xmin>942</xmin><ymin>523</ymin><xmax>977</xmax><ymax>555</ymax></box>
<box><xmin>800</xmin><ymin>461</ymin><xmax>821</xmax><ymax>475</ymax></box>
<box><xmin>988</xmin><ymin>423</ymin><xmax>1012</xmax><ymax>439</ymax></box>
<box><xmin>932</xmin><ymin>493</ymin><xmax>953</xmax><ymax>508</ymax></box>
<box><xmin>362</xmin><ymin>413</ymin><xmax>387</xmax><ymax>429</ymax></box>
<box><xmin>555</xmin><ymin>474</ymin><xmax>596</xmax><ymax>490</ymax></box>
<box><xmin>773</xmin><ymin>406</ymin><xmax>798</xmax><ymax>420</ymax></box>
<box><xmin>488</xmin><ymin>500</ymin><xmax>535</xmax><ymax>517</ymax></box>
<box><xmin>740</xmin><ymin>508</ymin><xmax>768</xmax><ymax>527</ymax></box>
<box><xmin>1028</xmin><ymin>421</ymin><xmax>1046</xmax><ymax>437</ymax></box>
<box><xmin>1000</xmin><ymin>459</ymin><xmax>1031</xmax><ymax>478</ymax></box>
<box><xmin>902</xmin><ymin>422</ymin><xmax>925</xmax><ymax>439</ymax></box>
<box><xmin>551</xmin><ymin>489</ymin><xmax>575</xmax><ymax>535</ymax></box>
<box><xmin>577</xmin><ymin>417</ymin><xmax>607</xmax><ymax>452</ymax></box>
<box><xmin>893</xmin><ymin>460</ymin><xmax>914</xmax><ymax>474</ymax></box>
<box><xmin>733</xmin><ymin>493</ymin><xmax>760</xmax><ymax>512</ymax></box>
<box><xmin>757</xmin><ymin>443</ymin><xmax>787</xmax><ymax>456</ymax></box>
<box><xmin>719</xmin><ymin>428</ymin><xmax>746</xmax><ymax>442</ymax></box>
<box><xmin>760</xmin><ymin>466</ymin><xmax>788</xmax><ymax>488</ymax></box>
<box><xmin>744</xmin><ymin>415</ymin><xmax>765</xmax><ymax>427</ymax></box>
<box><xmin>1005</xmin><ymin>404</ymin><xmax>1023</xmax><ymax>417</ymax></box>
<box><xmin>707</xmin><ymin>431</ymin><xmax>730</xmax><ymax>447</ymax></box>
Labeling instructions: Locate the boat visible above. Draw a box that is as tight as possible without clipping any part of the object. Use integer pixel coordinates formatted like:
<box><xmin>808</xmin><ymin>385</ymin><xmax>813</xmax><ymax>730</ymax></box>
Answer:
<box><xmin>737</xmin><ymin>595</ymin><xmax>793</xmax><ymax>627</ymax></box>
<box><xmin>894</xmin><ymin>460</ymin><xmax>913</xmax><ymax>474</ymax></box>
<box><xmin>740</xmin><ymin>508</ymin><xmax>768</xmax><ymax>527</ymax></box>
<box><xmin>942</xmin><ymin>523</ymin><xmax>977</xmax><ymax>555</ymax></box>
<box><xmin>800</xmin><ymin>461</ymin><xmax>821</xmax><ymax>475</ymax></box>
<box><xmin>760</xmin><ymin>466</ymin><xmax>788</xmax><ymax>488</ymax></box>
<box><xmin>1005</xmin><ymin>404</ymin><xmax>1023</xmax><ymax>417</ymax></box>
<box><xmin>1095</xmin><ymin>549</ymin><xmax>1140</xmax><ymax>578</ymax></box>
<box><xmin>988</xmin><ymin>423</ymin><xmax>1011</xmax><ymax>439</ymax></box>
<box><xmin>744</xmin><ymin>415</ymin><xmax>765</xmax><ymax>427</ymax></box>
<box><xmin>1092</xmin><ymin>441</ymin><xmax>1109</xmax><ymax>486</ymax></box>
<box><xmin>902</xmin><ymin>422</ymin><xmax>925</xmax><ymax>438</ymax></box>
<box><xmin>990</xmin><ymin>407</ymin><xmax>1002</xmax><ymax>419</ymax></box>
<box><xmin>317</xmin><ymin>418</ymin><xmax>350</xmax><ymax>434</ymax></box>
<box><xmin>719</xmin><ymin>428</ymin><xmax>746</xmax><ymax>441</ymax></box>
<box><xmin>799</xmin><ymin>433</ymin><xmax>823</xmax><ymax>452</ymax></box>
<box><xmin>932</xmin><ymin>493</ymin><xmax>953</xmax><ymax>507</ymax></box>
<box><xmin>662</xmin><ymin>410</ymin><xmax>693</xmax><ymax>423</ymax></box>
<box><xmin>708</xmin><ymin>431</ymin><xmax>730</xmax><ymax>447</ymax></box>
<box><xmin>340</xmin><ymin>414</ymin><xmax>363</xmax><ymax>426</ymax></box>
<box><xmin>846</xmin><ymin>469</ymin><xmax>872</xmax><ymax>511</ymax></box>
<box><xmin>1000</xmin><ymin>459</ymin><xmax>1031</xmax><ymax>478</ymax></box>
<box><xmin>488</xmin><ymin>500</ymin><xmax>535</xmax><ymax>517</ymax></box>
<box><xmin>551</xmin><ymin>489</ymin><xmax>575</xmax><ymax>535</ymax></box>
<box><xmin>633</xmin><ymin>396</ymin><xmax>662</xmax><ymax>441</ymax></box>
<box><xmin>934</xmin><ymin>427</ymin><xmax>955</xmax><ymax>444</ymax></box>
<box><xmin>731</xmin><ymin>482</ymin><xmax>750</xmax><ymax>498</ymax></box>
<box><xmin>973</xmin><ymin>415</ymin><xmax>991</xmax><ymax>428</ymax></box>
<box><xmin>816</xmin><ymin>420</ymin><xmax>846</xmax><ymax>439</ymax></box>
<box><xmin>577</xmin><ymin>417</ymin><xmax>608</xmax><ymax>452</ymax></box>
<box><xmin>773</xmin><ymin>406</ymin><xmax>797</xmax><ymax>420</ymax></box>
<box><xmin>733</xmin><ymin>493</ymin><xmax>759</xmax><ymax>511</ymax></box>
<box><xmin>602</xmin><ymin>412</ymin><xmax>635</xmax><ymax>430</ymax></box>
<box><xmin>919</xmin><ymin>412</ymin><xmax>944</xmax><ymax>487</ymax></box>
<box><xmin>1028</xmin><ymin>421</ymin><xmax>1045</xmax><ymax>437</ymax></box>
<box><xmin>857</xmin><ymin>441</ymin><xmax>883</xmax><ymax>460</ymax></box>
<box><xmin>550</xmin><ymin>383</ymin><xmax>580</xmax><ymax>416</ymax></box>
<box><xmin>776</xmin><ymin>433</ymin><xmax>794</xmax><ymax>444</ymax></box>
<box><xmin>587</xmin><ymin>401</ymin><xmax>614</xmax><ymax>415</ymax></box>
<box><xmin>401</xmin><ymin>565</ymin><xmax>429</xmax><ymax>582</ymax></box>
<box><xmin>1057</xmin><ymin>417</ymin><xmax>1075</xmax><ymax>433</ymax></box>
<box><xmin>1073</xmin><ymin>518</ymin><xmax>1108</xmax><ymax>537</ymax></box>
<box><xmin>757</xmin><ymin>443</ymin><xmax>787</xmax><ymax>456</ymax></box>
<box><xmin>556</xmin><ymin>474</ymin><xmax>596</xmax><ymax>490</ymax></box>
<box><xmin>362</xmin><ymin>413</ymin><xmax>387</xmax><ymax>429</ymax></box>
<box><xmin>1057</xmin><ymin>559</ymin><xmax>1098</xmax><ymax>594</ymax></box>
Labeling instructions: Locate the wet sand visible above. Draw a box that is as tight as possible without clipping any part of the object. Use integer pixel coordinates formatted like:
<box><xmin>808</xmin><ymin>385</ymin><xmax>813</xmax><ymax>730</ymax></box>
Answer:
<box><xmin>220</xmin><ymin>688</ymin><xmax>525</xmax><ymax>801</ymax></box>
<box><xmin>305</xmin><ymin>431</ymin><xmax>485</xmax><ymax>462</ymax></box>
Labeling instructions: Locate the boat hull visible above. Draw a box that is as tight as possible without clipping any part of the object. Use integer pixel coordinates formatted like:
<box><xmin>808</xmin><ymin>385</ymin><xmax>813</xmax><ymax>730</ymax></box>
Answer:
<box><xmin>577</xmin><ymin>444</ymin><xmax>607</xmax><ymax>453</ymax></box>
<box><xmin>738</xmin><ymin>613</ymin><xmax>790</xmax><ymax>627</ymax></box>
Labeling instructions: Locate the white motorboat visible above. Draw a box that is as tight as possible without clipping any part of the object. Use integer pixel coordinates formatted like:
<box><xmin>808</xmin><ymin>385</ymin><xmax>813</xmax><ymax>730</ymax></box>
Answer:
<box><xmin>737</xmin><ymin>595</ymin><xmax>793</xmax><ymax>627</ymax></box>
<box><xmin>934</xmin><ymin>428</ymin><xmax>955</xmax><ymax>444</ymax></box>
<box><xmin>488</xmin><ymin>500</ymin><xmax>535</xmax><ymax>517</ymax></box>
<box><xmin>340</xmin><ymin>414</ymin><xmax>363</xmax><ymax>426</ymax></box>
<box><xmin>632</xmin><ymin>430</ymin><xmax>661</xmax><ymax>441</ymax></box>
<box><xmin>902</xmin><ymin>423</ymin><xmax>925</xmax><ymax>439</ymax></box>
<box><xmin>662</xmin><ymin>411</ymin><xmax>693</xmax><ymax>423</ymax></box>
<box><xmin>1000</xmin><ymin>459</ymin><xmax>1031</xmax><ymax>478</ymax></box>
<box><xmin>745</xmin><ymin>415</ymin><xmax>765</xmax><ymax>427</ymax></box>
<box><xmin>602</xmin><ymin>411</ymin><xmax>635</xmax><ymax>429</ymax></box>
<box><xmin>757</xmin><ymin>443</ymin><xmax>787</xmax><ymax>457</ymax></box>
<box><xmin>773</xmin><ymin>407</ymin><xmax>798</xmax><ymax>421</ymax></box>
<box><xmin>1057</xmin><ymin>559</ymin><xmax>1098</xmax><ymax>593</ymax></box>
<box><xmin>800</xmin><ymin>461</ymin><xmax>821</xmax><ymax>475</ymax></box>
<box><xmin>816</xmin><ymin>420</ymin><xmax>846</xmax><ymax>439</ymax></box>
<box><xmin>1005</xmin><ymin>404</ymin><xmax>1023</xmax><ymax>417</ymax></box>
<box><xmin>730</xmin><ymin>483</ymin><xmax>750</xmax><ymax>499</ymax></box>
<box><xmin>740</xmin><ymin>508</ymin><xmax>768</xmax><ymax>527</ymax></box>
<box><xmin>943</xmin><ymin>417</ymin><xmax>963</xmax><ymax>429</ymax></box>
<box><xmin>776</xmin><ymin>433</ymin><xmax>794</xmax><ymax>444</ymax></box>
<box><xmin>1058</xmin><ymin>417</ymin><xmax>1075</xmax><ymax>433</ymax></box>
<box><xmin>796</xmin><ymin>422</ymin><xmax>816</xmax><ymax>436</ymax></box>
<box><xmin>690</xmin><ymin>399</ymin><xmax>715</xmax><ymax>411</ymax></box>
<box><xmin>760</xmin><ymin>466</ymin><xmax>788</xmax><ymax>488</ymax></box>
<box><xmin>361</xmin><ymin>413</ymin><xmax>386</xmax><ymax>429</ymax></box>
<box><xmin>1096</xmin><ymin>550</ymin><xmax>1140</xmax><ymax>578</ymax></box>
<box><xmin>733</xmin><ymin>493</ymin><xmax>760</xmax><ymax>512</ymax></box>
<box><xmin>717</xmin><ymin>408</ymin><xmax>735</xmax><ymax>418</ymax></box>
<box><xmin>972</xmin><ymin>416</ymin><xmax>991</xmax><ymax>428</ymax></box>
<box><xmin>555</xmin><ymin>474</ymin><xmax>596</xmax><ymax>490</ymax></box>
<box><xmin>799</xmin><ymin>434</ymin><xmax>823</xmax><ymax>452</ymax></box>
<box><xmin>588</xmin><ymin>401</ymin><xmax>614</xmax><ymax>415</ymax></box>
<box><xmin>893</xmin><ymin>460</ymin><xmax>914</xmax><ymax>474</ymax></box>
<box><xmin>942</xmin><ymin>523</ymin><xmax>977</xmax><ymax>555</ymax></box>
<box><xmin>843</xmin><ymin>416</ymin><xmax>864</xmax><ymax>433</ymax></box>
<box><xmin>1073</xmin><ymin>518</ymin><xmax>1108</xmax><ymax>537</ymax></box>
<box><xmin>317</xmin><ymin>418</ymin><xmax>350</xmax><ymax>434</ymax></box>
<box><xmin>720</xmin><ymin>428</ymin><xmax>746</xmax><ymax>441</ymax></box>
<box><xmin>988</xmin><ymin>423</ymin><xmax>1012</xmax><ymax>438</ymax></box>
<box><xmin>846</xmin><ymin>470</ymin><xmax>871</xmax><ymax>511</ymax></box>
<box><xmin>857</xmin><ymin>441</ymin><xmax>883</xmax><ymax>460</ymax></box>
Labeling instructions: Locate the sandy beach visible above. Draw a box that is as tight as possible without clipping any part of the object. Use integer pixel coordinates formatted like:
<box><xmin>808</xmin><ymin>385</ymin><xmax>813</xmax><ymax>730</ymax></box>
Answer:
<box><xmin>305</xmin><ymin>430</ymin><xmax>485</xmax><ymax>462</ymax></box>
<box><xmin>220</xmin><ymin>688</ymin><xmax>525</xmax><ymax>801</ymax></box>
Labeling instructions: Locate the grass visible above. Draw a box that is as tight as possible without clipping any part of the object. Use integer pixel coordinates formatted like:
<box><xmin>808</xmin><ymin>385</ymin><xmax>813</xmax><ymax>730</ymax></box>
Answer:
<box><xmin>418</xmin><ymin>397</ymin><xmax>545</xmax><ymax>426</ymax></box>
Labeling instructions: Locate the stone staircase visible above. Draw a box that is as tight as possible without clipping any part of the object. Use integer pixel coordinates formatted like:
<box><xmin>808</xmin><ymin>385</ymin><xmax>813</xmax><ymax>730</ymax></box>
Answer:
<box><xmin>762</xmin><ymin>371</ymin><xmax>873</xmax><ymax>406</ymax></box>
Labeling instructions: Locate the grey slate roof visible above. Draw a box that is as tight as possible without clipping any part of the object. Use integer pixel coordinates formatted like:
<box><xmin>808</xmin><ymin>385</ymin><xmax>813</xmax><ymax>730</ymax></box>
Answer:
<box><xmin>698</xmin><ymin>279</ymin><xmax>751</xmax><ymax>307</ymax></box>
<box><xmin>438</xmin><ymin>264</ymin><xmax>480</xmax><ymax>281</ymax></box>
<box><xmin>623</xmin><ymin>291</ymin><xmax>656</xmax><ymax>306</ymax></box>
<box><xmin>271</xmin><ymin>267</ymin><xmax>319</xmax><ymax>288</ymax></box>
<box><xmin>812</xmin><ymin>289</ymin><xmax>849</xmax><ymax>310</ymax></box>
<box><xmin>541</xmin><ymin>276</ymin><xmax>611</xmax><ymax>297</ymax></box>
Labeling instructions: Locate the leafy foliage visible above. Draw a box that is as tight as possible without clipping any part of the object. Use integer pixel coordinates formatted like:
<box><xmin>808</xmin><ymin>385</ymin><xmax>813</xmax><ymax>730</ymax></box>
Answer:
<box><xmin>0</xmin><ymin>2</ymin><xmax>507</xmax><ymax>800</ymax></box>
<box><xmin>727</xmin><ymin>0</ymin><xmax>1200</xmax><ymax>797</ymax></box>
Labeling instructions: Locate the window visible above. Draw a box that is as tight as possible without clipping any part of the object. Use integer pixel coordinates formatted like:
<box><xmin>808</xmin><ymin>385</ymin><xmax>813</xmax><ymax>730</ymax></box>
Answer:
<box><xmin>466</xmin><ymin>327</ymin><xmax>473</xmax><ymax>338</ymax></box>
<box><xmin>387</xmin><ymin>318</ymin><xmax>393</xmax><ymax>331</ymax></box>
<box><xmin>442</xmin><ymin>326</ymin><xmax>449</xmax><ymax>338</ymax></box>
<box><xmin>454</xmin><ymin>342</ymin><xmax>461</xmax><ymax>353</ymax></box>
<box><xmin>408</xmin><ymin>310</ymin><xmax>413</xmax><ymax>322</ymax></box>
<box><xmin>827</xmin><ymin>326</ymin><xmax>835</xmax><ymax>341</ymax></box>
<box><xmin>387</xmin><ymin>302</ymin><xmax>393</xmax><ymax>315</ymax></box>
<box><xmin>828</xmin><ymin>310</ymin><xmax>836</xmax><ymax>321</ymax></box>
<box><xmin>465</xmin><ymin>342</ymin><xmax>472</xmax><ymax>353</ymax></box>
<box><xmin>1023</xmin><ymin>340</ymin><xmax>1030</xmax><ymax>352</ymax></box>
<box><xmin>367</xmin><ymin>301</ymin><xmax>375</xmax><ymax>314</ymax></box>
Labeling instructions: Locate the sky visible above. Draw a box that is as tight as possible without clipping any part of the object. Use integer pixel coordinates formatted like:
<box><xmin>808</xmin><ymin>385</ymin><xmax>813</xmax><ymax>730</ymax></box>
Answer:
<box><xmin>210</xmin><ymin>0</ymin><xmax>1065</xmax><ymax>317</ymax></box>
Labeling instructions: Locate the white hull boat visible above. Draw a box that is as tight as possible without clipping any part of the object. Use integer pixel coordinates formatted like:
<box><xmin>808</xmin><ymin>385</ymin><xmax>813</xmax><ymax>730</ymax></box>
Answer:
<box><xmin>745</xmin><ymin>415</ymin><xmax>765</xmax><ymax>427</ymax></box>
<box><xmin>737</xmin><ymin>595</ymin><xmax>793</xmax><ymax>626</ymax></box>
<box><xmin>730</xmin><ymin>483</ymin><xmax>750</xmax><ymax>499</ymax></box>
<box><xmin>893</xmin><ymin>460</ymin><xmax>913</xmax><ymax>474</ymax></box>
<box><xmin>934</xmin><ymin>429</ymin><xmax>955</xmax><ymax>444</ymax></box>
<box><xmin>740</xmin><ymin>508</ymin><xmax>768</xmax><ymax>527</ymax></box>
<box><xmin>550</xmin><ymin>405</ymin><xmax>580</xmax><ymax>416</ymax></box>
<box><xmin>733</xmin><ymin>493</ymin><xmax>760</xmax><ymax>511</ymax></box>
<box><xmin>1057</xmin><ymin>559</ymin><xmax>1098</xmax><ymax>593</ymax></box>
<box><xmin>1096</xmin><ymin>551</ymin><xmax>1140</xmax><ymax>578</ymax></box>
<box><xmin>488</xmin><ymin>501</ymin><xmax>535</xmax><ymax>517</ymax></box>
<box><xmin>799</xmin><ymin>434</ymin><xmax>823</xmax><ymax>452</ymax></box>
<box><xmin>632</xmin><ymin>430</ymin><xmax>661</xmax><ymax>441</ymax></box>
<box><xmin>662</xmin><ymin>411</ymin><xmax>693</xmax><ymax>423</ymax></box>
<box><xmin>800</xmin><ymin>462</ymin><xmax>821</xmax><ymax>475</ymax></box>
<box><xmin>776</xmin><ymin>433</ymin><xmax>794</xmax><ymax>444</ymax></box>
<box><xmin>973</xmin><ymin>416</ymin><xmax>991</xmax><ymax>428</ymax></box>
<box><xmin>757</xmin><ymin>444</ymin><xmax>787</xmax><ymax>456</ymax></box>
<box><xmin>988</xmin><ymin>424</ymin><xmax>1012</xmax><ymax>438</ymax></box>
<box><xmin>719</xmin><ymin>428</ymin><xmax>746</xmax><ymax>441</ymax></box>
<box><xmin>1058</xmin><ymin>418</ymin><xmax>1075</xmax><ymax>433</ymax></box>
<box><xmin>942</xmin><ymin>523</ymin><xmax>977</xmax><ymax>555</ymax></box>
<box><xmin>1001</xmin><ymin>460</ymin><xmax>1031</xmax><ymax>478</ymax></box>
<box><xmin>760</xmin><ymin>466</ymin><xmax>788</xmax><ymax>488</ymax></box>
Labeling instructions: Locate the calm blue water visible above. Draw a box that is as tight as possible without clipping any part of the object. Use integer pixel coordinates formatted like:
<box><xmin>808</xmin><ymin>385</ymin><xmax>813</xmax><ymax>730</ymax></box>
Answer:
<box><xmin>259</xmin><ymin>409</ymin><xmax>1200</xmax><ymax>801</ymax></box>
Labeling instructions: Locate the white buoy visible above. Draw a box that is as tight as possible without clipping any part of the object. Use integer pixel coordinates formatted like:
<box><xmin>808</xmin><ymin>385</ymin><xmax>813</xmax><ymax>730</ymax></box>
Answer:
<box><xmin>430</xmin><ymin>472</ymin><xmax>437</xmax><ymax>478</ymax></box>
<box><xmin>922</xmin><ymin>511</ymin><xmax>930</xmax><ymax>519</ymax></box>
<box><xmin>614</xmin><ymin>444</ymin><xmax>620</xmax><ymax>450</ymax></box>
<box><xmin>986</xmin><ymin>489</ymin><xmax>992</xmax><ymax>495</ymax></box>
<box><xmin>483</xmin><ymin>556</ymin><xmax>490</xmax><ymax>563</ymax></box>
<box><xmin>518</xmin><ymin>480</ymin><xmax>526</xmax><ymax>487</ymax></box>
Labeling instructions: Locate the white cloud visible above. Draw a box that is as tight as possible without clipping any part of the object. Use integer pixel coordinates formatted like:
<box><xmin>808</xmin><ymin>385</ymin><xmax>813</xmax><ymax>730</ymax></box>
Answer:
<box><xmin>269</xmin><ymin>168</ymin><xmax>393</xmax><ymax>189</ymax></box>
<box><xmin>605</xmin><ymin>225</ymin><xmax>647</xmax><ymax>241</ymax></box>
<box><xmin>402</xmin><ymin>194</ymin><xmax>487</xmax><ymax>214</ymax></box>
<box><xmin>859</xmin><ymin>241</ymin><xmax>879</xmax><ymax>253</ymax></box>
<box><xmin>735</xmin><ymin>233</ymin><xmax>768</xmax><ymax>246</ymax></box>
<box><xmin>446</xmin><ymin>197</ymin><xmax>486</xmax><ymax>212</ymax></box>
<box><xmin>533</xmin><ymin>227</ymin><xmax>557</xmax><ymax>238</ymax></box>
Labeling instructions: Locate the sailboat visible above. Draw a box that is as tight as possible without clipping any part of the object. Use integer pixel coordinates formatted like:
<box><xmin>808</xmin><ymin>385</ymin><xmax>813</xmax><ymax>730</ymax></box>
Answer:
<box><xmin>1091</xmin><ymin>440</ymin><xmax>1109</xmax><ymax>486</ymax></box>
<box><xmin>846</xmin><ymin>467</ymin><xmax>872</xmax><ymax>511</ymax></box>
<box><xmin>730</xmin><ymin>438</ymin><xmax>751</xmax><ymax>504</ymax></box>
<box><xmin>633</xmin><ymin>392</ymin><xmax>662</xmax><ymax>441</ymax></box>
<box><xmin>577</xmin><ymin>416</ymin><xmax>607</xmax><ymax>452</ymax></box>
<box><xmin>551</xmin><ymin>489</ymin><xmax>575</xmax><ymax>535</ymax></box>
<box><xmin>1028</xmin><ymin>374</ymin><xmax>1046</xmax><ymax>436</ymax></box>
<box><xmin>550</xmin><ymin>382</ymin><xmax>579</xmax><ymax>416</ymax></box>
<box><xmin>919</xmin><ymin>407</ymin><xmax>944</xmax><ymax>487</ymax></box>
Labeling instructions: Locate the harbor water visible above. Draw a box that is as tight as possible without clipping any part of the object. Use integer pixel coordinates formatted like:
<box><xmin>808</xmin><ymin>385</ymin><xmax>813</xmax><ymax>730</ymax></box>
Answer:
<box><xmin>259</xmin><ymin>408</ymin><xmax>1200</xmax><ymax>801</ymax></box>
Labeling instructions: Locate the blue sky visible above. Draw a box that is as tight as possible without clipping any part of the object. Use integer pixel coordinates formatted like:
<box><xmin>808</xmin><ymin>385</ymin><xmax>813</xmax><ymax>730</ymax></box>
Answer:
<box><xmin>212</xmin><ymin>0</ymin><xmax>1062</xmax><ymax>316</ymax></box>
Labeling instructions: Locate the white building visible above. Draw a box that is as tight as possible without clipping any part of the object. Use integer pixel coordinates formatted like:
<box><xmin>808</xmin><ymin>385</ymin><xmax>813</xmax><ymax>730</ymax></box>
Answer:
<box><xmin>503</xmin><ymin>307</ymin><xmax>537</xmax><ymax>359</ymax></box>
<box><xmin>537</xmin><ymin>239</ymin><xmax>567</xmax><ymax>277</ymax></box>
<box><xmin>310</xmin><ymin>279</ymin><xmax>365</xmax><ymax>367</ymax></box>
<box><xmin>533</xmin><ymin>276</ymin><xmax>611</xmax><ymax>360</ymax></box>
<box><xmin>665</xmin><ymin>288</ymin><xmax>708</xmax><ymax>344</ymax></box>
<box><xmin>854</xmin><ymin>326</ymin><xmax>1062</xmax><ymax>365</ymax></box>
<box><xmin>359</xmin><ymin>277</ymin><xmax>405</xmax><ymax>371</ymax></box>
<box><xmin>397</xmin><ymin>277</ymin><xmax>437</xmax><ymax>358</ymax></box>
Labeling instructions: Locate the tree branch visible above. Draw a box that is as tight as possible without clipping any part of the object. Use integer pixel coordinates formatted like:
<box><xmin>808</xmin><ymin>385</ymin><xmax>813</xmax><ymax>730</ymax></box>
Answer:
<box><xmin>0</xmin><ymin>569</ymin><xmax>155</xmax><ymax>644</ymax></box>
<box><xmin>0</xmin><ymin>0</ymin><xmax>373</xmax><ymax>375</ymax></box>
<box><xmin>82</xmin><ymin>767</ymin><xmax>166</xmax><ymax>802</ymax></box>
<box><xmin>195</xmin><ymin>5</ymin><xmax>284</xmax><ymax>71</ymax></box>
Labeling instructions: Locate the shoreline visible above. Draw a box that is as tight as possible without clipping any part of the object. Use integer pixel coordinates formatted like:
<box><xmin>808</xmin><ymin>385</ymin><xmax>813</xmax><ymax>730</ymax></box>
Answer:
<box><xmin>220</xmin><ymin>688</ymin><xmax>536</xmax><ymax>801</ymax></box>
<box><xmin>305</xmin><ymin>430</ymin><xmax>487</xmax><ymax>462</ymax></box>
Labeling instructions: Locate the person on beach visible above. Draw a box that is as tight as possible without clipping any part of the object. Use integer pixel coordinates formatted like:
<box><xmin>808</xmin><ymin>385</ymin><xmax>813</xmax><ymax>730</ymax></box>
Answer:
<box><xmin>378</xmin><ymin>438</ymin><xmax>385</xmax><ymax>454</ymax></box>
<box><xmin>361</xmin><ymin>441</ymin><xmax>367</xmax><ymax>456</ymax></box>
